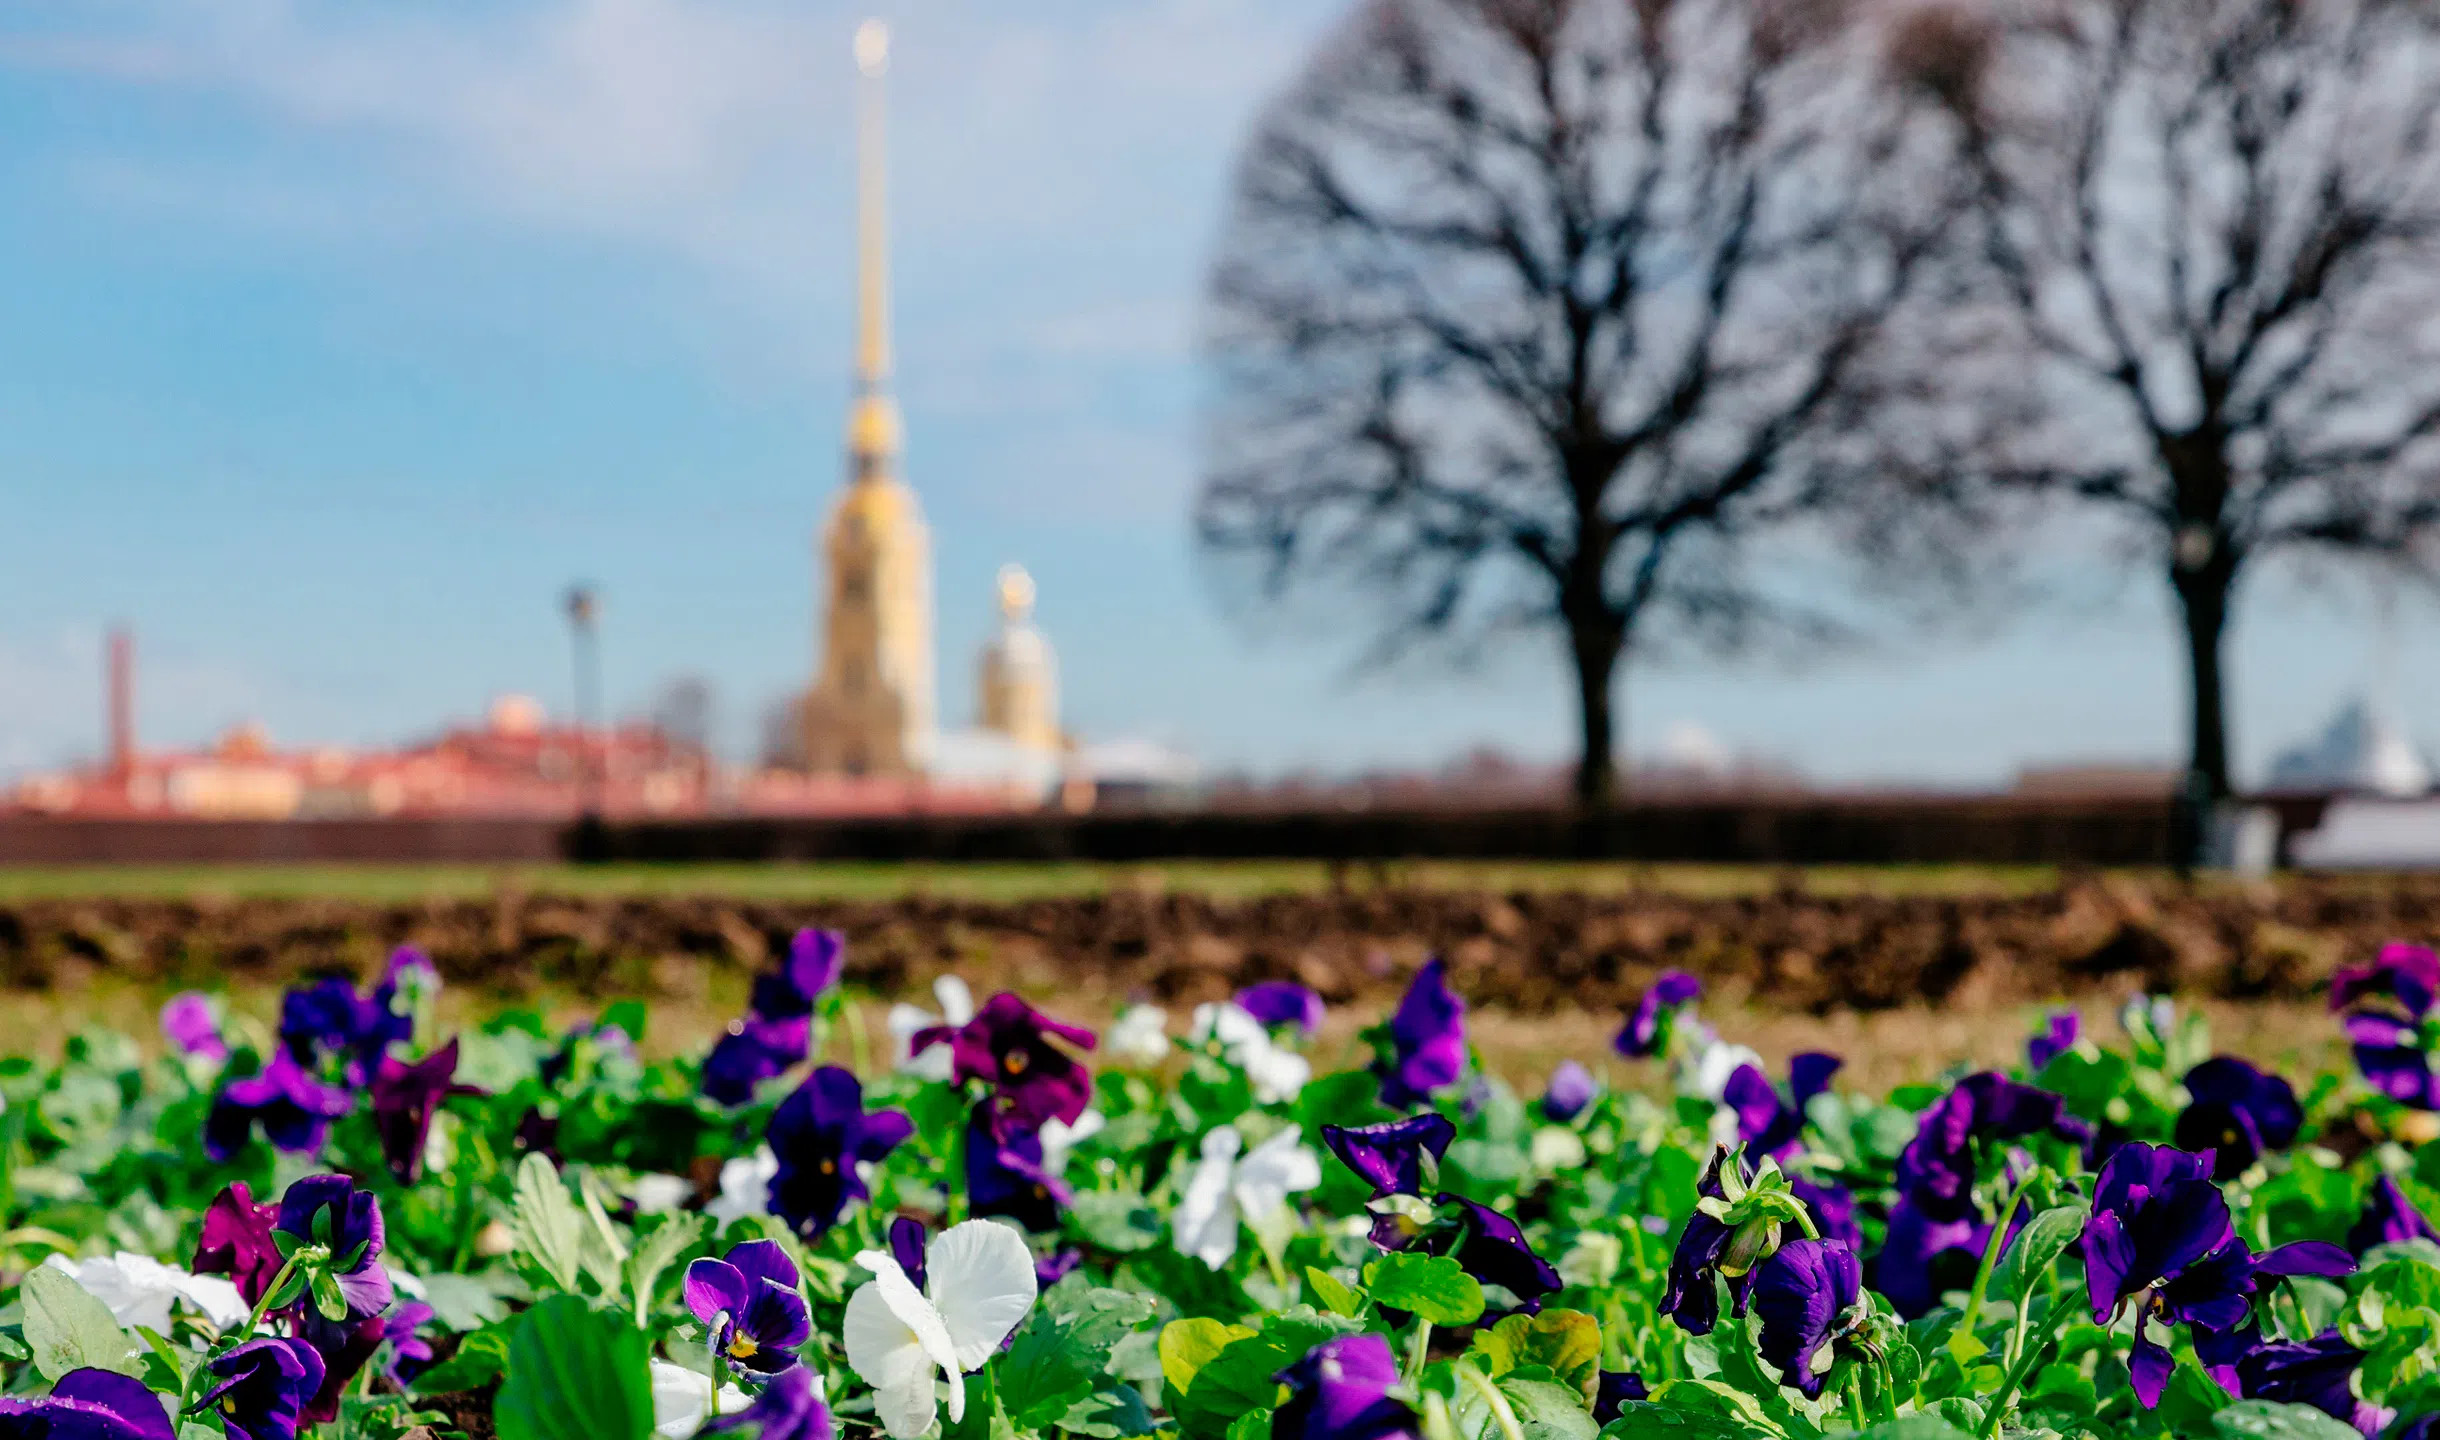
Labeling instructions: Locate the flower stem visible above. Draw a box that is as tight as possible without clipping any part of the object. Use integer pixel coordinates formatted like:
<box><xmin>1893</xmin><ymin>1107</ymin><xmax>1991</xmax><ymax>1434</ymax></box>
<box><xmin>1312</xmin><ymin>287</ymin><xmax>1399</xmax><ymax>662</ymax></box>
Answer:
<box><xmin>1980</xmin><ymin>1298</ymin><xmax>2072</xmax><ymax>1440</ymax></box>
<box><xmin>1406</xmin><ymin>1320</ymin><xmax>1434</xmax><ymax>1386</ymax></box>
<box><xmin>1954</xmin><ymin>1172</ymin><xmax>2032</xmax><ymax>1356</ymax></box>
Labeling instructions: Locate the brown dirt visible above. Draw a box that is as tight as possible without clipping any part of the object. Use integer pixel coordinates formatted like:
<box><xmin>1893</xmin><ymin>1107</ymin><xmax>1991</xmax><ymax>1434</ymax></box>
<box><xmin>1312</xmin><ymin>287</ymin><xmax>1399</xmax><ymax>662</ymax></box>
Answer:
<box><xmin>0</xmin><ymin>870</ymin><xmax>2431</xmax><ymax>1018</ymax></box>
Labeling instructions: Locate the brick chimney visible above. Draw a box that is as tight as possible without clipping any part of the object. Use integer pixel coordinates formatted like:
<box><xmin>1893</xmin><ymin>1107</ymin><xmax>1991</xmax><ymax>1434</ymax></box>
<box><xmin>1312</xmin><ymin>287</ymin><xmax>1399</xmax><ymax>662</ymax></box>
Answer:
<box><xmin>107</xmin><ymin>625</ymin><xmax>134</xmax><ymax>783</ymax></box>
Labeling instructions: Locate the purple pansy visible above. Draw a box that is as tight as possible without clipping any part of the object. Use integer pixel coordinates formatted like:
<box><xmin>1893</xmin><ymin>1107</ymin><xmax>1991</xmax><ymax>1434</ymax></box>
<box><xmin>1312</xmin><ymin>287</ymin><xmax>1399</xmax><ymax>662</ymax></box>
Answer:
<box><xmin>1425</xmin><ymin>1195</ymin><xmax>1561</xmax><ymax>1314</ymax></box>
<box><xmin>1541</xmin><ymin>1061</ymin><xmax>1597</xmax><ymax>1123</ymax></box>
<box><xmin>2350</xmin><ymin>1176</ymin><xmax>2440</xmax><ymax>1254</ymax></box>
<box><xmin>914</xmin><ymin>993</ymin><xmax>1099</xmax><ymax>1128</ymax></box>
<box><xmin>887</xmin><ymin>1217</ymin><xmax>929</xmax><ymax>1289</ymax></box>
<box><xmin>1036</xmin><ymin>1248</ymin><xmax>1084</xmax><ymax>1288</ymax></box>
<box><xmin>1661</xmin><ymin>1149</ymin><xmax>1757</xmax><ymax>1336</ymax></box>
<box><xmin>685</xmin><ymin>1240</ymin><xmax>811</xmax><ymax>1377</ymax></box>
<box><xmin>293</xmin><ymin>1312</ymin><xmax>389</xmax><ymax>1426</ymax></box>
<box><xmin>194</xmin><ymin>1182</ymin><xmax>284</xmax><ymax>1305</ymax></box>
<box><xmin>1615</xmin><ymin>971</ymin><xmax>1702</xmax><ymax>1059</ymax></box>
<box><xmin>161</xmin><ymin>993</ymin><xmax>229</xmax><ymax>1062</ymax></box>
<box><xmin>701</xmin><ymin>1364</ymin><xmax>835</xmax><ymax>1440</ymax></box>
<box><xmin>204</xmin><ymin>1051</ymin><xmax>354</xmax><ymax>1162</ymax></box>
<box><xmin>379</xmin><ymin>1302</ymin><xmax>436</xmax><ymax>1387</ymax></box>
<box><xmin>2027</xmin><ymin>1011</ymin><xmax>2079</xmax><ymax>1071</ymax></box>
<box><xmin>0</xmin><ymin>1369</ymin><xmax>177</xmax><ymax>1440</ymax></box>
<box><xmin>2082</xmin><ymin>1143</ymin><xmax>2353</xmax><ymax>1407</ymax></box>
<box><xmin>1272</xmin><ymin>1335</ymin><xmax>1419</xmax><ymax>1440</ymax></box>
<box><xmin>2174</xmin><ymin>1057</ymin><xmax>2303</xmax><ymax>1180</ymax></box>
<box><xmin>1750</xmin><ymin>1239</ymin><xmax>1864</xmax><ymax>1399</ymax></box>
<box><xmin>1870</xmin><ymin>1196</ymin><xmax>1996</xmax><ymax>1320</ymax></box>
<box><xmin>369</xmin><ymin>1040</ymin><xmax>484</xmax><ymax>1183</ymax></box>
<box><xmin>966</xmin><ymin>1105</ymin><xmax>1072</xmax><ymax>1232</ymax></box>
<box><xmin>1591</xmin><ymin>1372</ymin><xmax>1649</xmax><ymax>1425</ymax></box>
<box><xmin>280</xmin><ymin>955</ymin><xmax>418</xmax><ymax>1084</ymax></box>
<box><xmin>2346</xmin><ymin>1012</ymin><xmax>2440</xmax><ymax>1110</ymax></box>
<box><xmin>2332</xmin><ymin>943</ymin><xmax>2440</xmax><ymax>1018</ymax></box>
<box><xmin>750</xmin><ymin>928</ymin><xmax>846</xmax><ymax>1026</ymax></box>
<box><xmin>1237</xmin><ymin>981</ymin><xmax>1324</xmax><ymax>1036</ymax></box>
<box><xmin>275</xmin><ymin>1175</ymin><xmax>393</xmax><ymax>1320</ymax></box>
<box><xmin>1722</xmin><ymin>1054</ymin><xmax>1841</xmax><ymax>1161</ymax></box>
<box><xmin>702</xmin><ymin>1017</ymin><xmax>810</xmax><ymax>1107</ymax></box>
<box><xmin>1894</xmin><ymin>1071</ymin><xmax>2086</xmax><ymax>1223</ymax></box>
<box><xmin>201</xmin><ymin>1339</ymin><xmax>325</xmax><ymax>1440</ymax></box>
<box><xmin>1376</xmin><ymin>959</ymin><xmax>1465</xmax><ymax>1110</ymax></box>
<box><xmin>2232</xmin><ymin>1331</ymin><xmax>2389</xmax><ymax>1436</ymax></box>
<box><xmin>765</xmin><ymin>1067</ymin><xmax>914</xmax><ymax>1238</ymax></box>
<box><xmin>1790</xmin><ymin>1177</ymin><xmax>1863</xmax><ymax>1250</ymax></box>
<box><xmin>1322</xmin><ymin>1114</ymin><xmax>1456</xmax><ymax>1199</ymax></box>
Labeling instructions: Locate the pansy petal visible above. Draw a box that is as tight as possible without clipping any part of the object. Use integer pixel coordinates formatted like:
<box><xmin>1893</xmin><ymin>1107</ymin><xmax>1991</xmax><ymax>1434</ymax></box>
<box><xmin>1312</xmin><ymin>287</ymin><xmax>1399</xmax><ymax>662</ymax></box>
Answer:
<box><xmin>843</xmin><ymin>1285</ymin><xmax>938</xmax><ymax>1440</ymax></box>
<box><xmin>923</xmin><ymin>1220</ymin><xmax>1040</xmax><ymax>1370</ymax></box>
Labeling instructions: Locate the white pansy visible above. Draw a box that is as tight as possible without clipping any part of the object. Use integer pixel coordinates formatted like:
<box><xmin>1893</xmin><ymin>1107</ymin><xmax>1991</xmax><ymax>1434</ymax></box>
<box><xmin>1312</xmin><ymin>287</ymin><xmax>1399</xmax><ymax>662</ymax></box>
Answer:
<box><xmin>1188</xmin><ymin>1003</ymin><xmax>1311</xmax><ymax>1105</ymax></box>
<box><xmin>844</xmin><ymin>1219</ymin><xmax>1039</xmax><ymax>1440</ymax></box>
<box><xmin>41</xmin><ymin>1252</ymin><xmax>248</xmax><ymax>1333</ymax></box>
<box><xmin>704</xmin><ymin>1146</ymin><xmax>779</xmax><ymax>1226</ymax></box>
<box><xmin>648</xmin><ymin>1360</ymin><xmax>750</xmax><ymax>1439</ymax></box>
<box><xmin>1169</xmin><ymin>1125</ymin><xmax>1320</xmax><ymax>1270</ymax></box>
<box><xmin>630</xmin><ymin>1174</ymin><xmax>695</xmax><ymax>1215</ymax></box>
<box><xmin>1687</xmin><ymin>1038</ymin><xmax>1763</xmax><ymax>1101</ymax></box>
<box><xmin>1039</xmin><ymin>1110</ymin><xmax>1105</xmax><ymax>1174</ymax></box>
<box><xmin>1105</xmin><ymin>1005</ymin><xmax>1172</xmax><ymax>1066</ymax></box>
<box><xmin>887</xmin><ymin>976</ymin><xmax>977</xmax><ymax>1082</ymax></box>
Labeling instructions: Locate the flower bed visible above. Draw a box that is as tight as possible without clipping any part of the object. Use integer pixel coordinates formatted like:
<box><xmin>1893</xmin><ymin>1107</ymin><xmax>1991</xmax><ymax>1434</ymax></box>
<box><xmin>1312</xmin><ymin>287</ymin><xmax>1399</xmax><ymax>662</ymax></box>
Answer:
<box><xmin>4</xmin><ymin>932</ymin><xmax>2440</xmax><ymax>1440</ymax></box>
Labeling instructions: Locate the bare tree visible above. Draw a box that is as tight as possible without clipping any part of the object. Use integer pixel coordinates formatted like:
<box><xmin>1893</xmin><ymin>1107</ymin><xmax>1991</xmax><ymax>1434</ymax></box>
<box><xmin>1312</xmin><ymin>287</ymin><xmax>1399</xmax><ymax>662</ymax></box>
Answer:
<box><xmin>1906</xmin><ymin>0</ymin><xmax>2440</xmax><ymax>804</ymax></box>
<box><xmin>1197</xmin><ymin>0</ymin><xmax>1959</xmax><ymax>808</ymax></box>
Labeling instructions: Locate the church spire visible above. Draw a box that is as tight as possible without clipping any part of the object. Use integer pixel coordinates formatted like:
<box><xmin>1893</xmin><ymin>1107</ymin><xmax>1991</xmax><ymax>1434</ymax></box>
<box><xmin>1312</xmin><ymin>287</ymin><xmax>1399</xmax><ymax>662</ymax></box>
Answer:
<box><xmin>847</xmin><ymin>18</ymin><xmax>901</xmax><ymax>473</ymax></box>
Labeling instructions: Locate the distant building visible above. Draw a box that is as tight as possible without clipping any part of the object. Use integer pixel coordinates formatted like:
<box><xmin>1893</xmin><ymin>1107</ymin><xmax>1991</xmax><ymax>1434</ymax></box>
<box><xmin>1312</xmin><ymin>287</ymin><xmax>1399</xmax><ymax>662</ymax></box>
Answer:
<box><xmin>2267</xmin><ymin>696</ymin><xmax>2432</xmax><ymax>797</ymax></box>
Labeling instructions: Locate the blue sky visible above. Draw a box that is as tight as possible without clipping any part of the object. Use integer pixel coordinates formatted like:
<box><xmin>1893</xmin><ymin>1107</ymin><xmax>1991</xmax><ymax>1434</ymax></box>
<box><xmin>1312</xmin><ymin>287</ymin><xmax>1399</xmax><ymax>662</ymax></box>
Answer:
<box><xmin>0</xmin><ymin>0</ymin><xmax>2425</xmax><ymax>785</ymax></box>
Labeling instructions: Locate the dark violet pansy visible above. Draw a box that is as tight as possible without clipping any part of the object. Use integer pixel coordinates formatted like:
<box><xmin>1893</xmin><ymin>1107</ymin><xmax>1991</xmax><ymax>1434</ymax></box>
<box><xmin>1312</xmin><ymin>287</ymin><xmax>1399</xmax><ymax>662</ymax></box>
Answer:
<box><xmin>1376</xmin><ymin>959</ymin><xmax>1465</xmax><ymax>1110</ymax></box>
<box><xmin>1790</xmin><ymin>1177</ymin><xmax>1863</xmax><ymax>1250</ymax></box>
<box><xmin>161</xmin><ymin>993</ymin><xmax>228</xmax><ymax>1062</ymax></box>
<box><xmin>1541</xmin><ymin>1060</ymin><xmax>1597</xmax><ymax>1123</ymax></box>
<box><xmin>765</xmin><ymin>1066</ymin><xmax>914</xmax><ymax>1237</ymax></box>
<box><xmin>750</xmin><ymin>928</ymin><xmax>846</xmax><ymax>1025</ymax></box>
<box><xmin>369</xmin><ymin>1039</ymin><xmax>484</xmax><ymax>1182</ymax></box>
<box><xmin>1425</xmin><ymin>1194</ymin><xmax>1561</xmax><ymax>1314</ymax></box>
<box><xmin>2332</xmin><ymin>942</ymin><xmax>2440</xmax><ymax>1018</ymax></box>
<box><xmin>1869</xmin><ymin>1196</ymin><xmax>1992</xmax><ymax>1320</ymax></box>
<box><xmin>1615</xmin><ymin>971</ymin><xmax>1701</xmax><ymax>1058</ymax></box>
<box><xmin>702</xmin><ymin>1017</ymin><xmax>811</xmax><ymax>1107</ymax></box>
<box><xmin>887</xmin><ymin>1216</ymin><xmax>929</xmax><ymax>1289</ymax></box>
<box><xmin>0</xmin><ymin>1369</ymin><xmax>177</xmax><ymax>1440</ymax></box>
<box><xmin>685</xmin><ymin>1239</ymin><xmax>811</xmax><ymax>1377</ymax></box>
<box><xmin>1722</xmin><ymin>1053</ymin><xmax>1840</xmax><ymax>1161</ymax></box>
<box><xmin>275</xmin><ymin>1174</ymin><xmax>393</xmax><ymax>1320</ymax></box>
<box><xmin>1591</xmin><ymin>1372</ymin><xmax>1649</xmax><ymax>1426</ymax></box>
<box><xmin>280</xmin><ymin>958</ymin><xmax>416</xmax><ymax>1084</ymax></box>
<box><xmin>2232</xmin><ymin>1331</ymin><xmax>2388</xmax><ymax>1436</ymax></box>
<box><xmin>1035</xmin><ymin>1248</ymin><xmax>1084</xmax><ymax>1288</ymax></box>
<box><xmin>1894</xmin><ymin>1071</ymin><xmax>2085</xmax><ymax>1223</ymax></box>
<box><xmin>1661</xmin><ymin>1149</ymin><xmax>1755</xmax><ymax>1336</ymax></box>
<box><xmin>379</xmin><ymin>1301</ymin><xmax>436</xmax><ymax>1387</ymax></box>
<box><xmin>204</xmin><ymin>1051</ymin><xmax>354</xmax><ymax>1162</ymax></box>
<box><xmin>2175</xmin><ymin>1056</ymin><xmax>2303</xmax><ymax>1181</ymax></box>
<box><xmin>195</xmin><ymin>1181</ymin><xmax>284</xmax><ymax>1305</ymax></box>
<box><xmin>2082</xmin><ymin>1142</ymin><xmax>2354</xmax><ymax>1406</ymax></box>
<box><xmin>1322</xmin><ymin>1114</ymin><xmax>1456</xmax><ymax>1199</ymax></box>
<box><xmin>915</xmin><ymin>992</ymin><xmax>1099</xmax><ymax>1128</ymax></box>
<box><xmin>966</xmin><ymin>1105</ymin><xmax>1072</xmax><ymax>1232</ymax></box>
<box><xmin>1272</xmin><ymin>1334</ymin><xmax>1419</xmax><ymax>1440</ymax></box>
<box><xmin>701</xmin><ymin>1364</ymin><xmax>835</xmax><ymax>1440</ymax></box>
<box><xmin>1751</xmin><ymin>1239</ymin><xmax>1864</xmax><ymax>1399</ymax></box>
<box><xmin>2027</xmin><ymin>1010</ymin><xmax>2078</xmax><ymax>1071</ymax></box>
<box><xmin>2346</xmin><ymin>1012</ymin><xmax>2440</xmax><ymax>1110</ymax></box>
<box><xmin>2350</xmin><ymin>1175</ymin><xmax>2440</xmax><ymax>1254</ymax></box>
<box><xmin>201</xmin><ymin>1338</ymin><xmax>325</xmax><ymax>1440</ymax></box>
<box><xmin>292</xmin><ymin>1312</ymin><xmax>387</xmax><ymax>1426</ymax></box>
<box><xmin>1237</xmin><ymin>981</ymin><xmax>1324</xmax><ymax>1036</ymax></box>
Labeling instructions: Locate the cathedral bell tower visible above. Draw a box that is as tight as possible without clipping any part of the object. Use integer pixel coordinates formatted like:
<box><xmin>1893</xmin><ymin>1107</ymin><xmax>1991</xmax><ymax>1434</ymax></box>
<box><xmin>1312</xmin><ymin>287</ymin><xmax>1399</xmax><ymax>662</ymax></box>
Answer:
<box><xmin>801</xmin><ymin>18</ymin><xmax>936</xmax><ymax>778</ymax></box>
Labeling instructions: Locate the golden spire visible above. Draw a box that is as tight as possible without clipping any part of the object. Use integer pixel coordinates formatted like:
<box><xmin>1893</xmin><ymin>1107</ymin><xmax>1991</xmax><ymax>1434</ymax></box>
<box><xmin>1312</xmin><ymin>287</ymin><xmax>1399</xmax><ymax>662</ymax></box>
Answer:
<box><xmin>847</xmin><ymin>18</ymin><xmax>902</xmax><ymax>469</ymax></box>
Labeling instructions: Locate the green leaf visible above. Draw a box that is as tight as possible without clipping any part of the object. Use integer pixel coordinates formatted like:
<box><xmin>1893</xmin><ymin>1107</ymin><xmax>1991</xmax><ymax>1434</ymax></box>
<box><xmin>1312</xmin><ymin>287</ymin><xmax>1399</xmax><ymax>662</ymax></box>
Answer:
<box><xmin>1177</xmin><ymin>1319</ymin><xmax>1349</xmax><ymax>1440</ymax></box>
<box><xmin>1056</xmin><ymin>1384</ymin><xmax>1158</xmax><ymax>1439</ymax></box>
<box><xmin>1159</xmin><ymin>1318</ymin><xmax>1255</xmax><ymax>1398</ymax></box>
<box><xmin>420</xmin><ymin>1273</ymin><xmax>512</xmax><ymax>1333</ymax></box>
<box><xmin>493</xmin><ymin>1298</ymin><xmax>652</xmax><ymax>1440</ymax></box>
<box><xmin>941</xmin><ymin>1360</ymin><xmax>1001</xmax><ymax>1440</ymax></box>
<box><xmin>2157</xmin><ymin>1362</ymin><xmax>2232</xmax><ymax>1434</ymax></box>
<box><xmin>1990</xmin><ymin>1203</ymin><xmax>2089</xmax><ymax>1303</ymax></box>
<box><xmin>413</xmin><ymin>1321</ymin><xmax>514</xmax><ymax>1395</ymax></box>
<box><xmin>1594</xmin><ymin>1402</ymin><xmax>1754</xmax><ymax>1438</ymax></box>
<box><xmin>1499</xmin><ymin>1378</ymin><xmax>1597</xmax><ymax>1440</ymax></box>
<box><xmin>1068</xmin><ymin>1192</ymin><xmax>1162</xmax><ymax>1254</ymax></box>
<box><xmin>1848</xmin><ymin>1421</ymin><xmax>1973</xmax><ymax>1440</ymax></box>
<box><xmin>1470</xmin><ymin>1311</ymin><xmax>1602</xmax><ymax>1405</ymax></box>
<box><xmin>575</xmin><ymin>1170</ymin><xmax>632</xmax><ymax>1298</ymax></box>
<box><xmin>21</xmin><ymin>1266</ymin><xmax>139</xmax><ymax>1380</ymax></box>
<box><xmin>1223</xmin><ymin>1411</ymin><xmax>1270</xmax><ymax>1440</ymax></box>
<box><xmin>1640</xmin><ymin>1380</ymin><xmax>1775</xmax><ymax>1429</ymax></box>
<box><xmin>623</xmin><ymin>1213</ymin><xmax>706</xmax><ymax>1322</ymax></box>
<box><xmin>509</xmin><ymin>1154</ymin><xmax>587</xmax><ymax>1294</ymax></box>
<box><xmin>1365</xmin><ymin>1252</ymin><xmax>1486</xmax><ymax>1326</ymax></box>
<box><xmin>1000</xmin><ymin>1289</ymin><xmax>1160</xmax><ymax>1430</ymax></box>
<box><xmin>1305</xmin><ymin>1268</ymin><xmax>1365</xmax><ymax>1320</ymax></box>
<box><xmin>2211</xmin><ymin>1402</ymin><xmax>2366</xmax><ymax>1440</ymax></box>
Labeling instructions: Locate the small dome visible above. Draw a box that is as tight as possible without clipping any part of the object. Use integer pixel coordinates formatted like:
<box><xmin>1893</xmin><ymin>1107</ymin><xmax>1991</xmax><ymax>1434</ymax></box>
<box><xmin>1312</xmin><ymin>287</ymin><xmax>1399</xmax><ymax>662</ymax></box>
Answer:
<box><xmin>489</xmin><ymin>694</ymin><xmax>546</xmax><ymax>736</ymax></box>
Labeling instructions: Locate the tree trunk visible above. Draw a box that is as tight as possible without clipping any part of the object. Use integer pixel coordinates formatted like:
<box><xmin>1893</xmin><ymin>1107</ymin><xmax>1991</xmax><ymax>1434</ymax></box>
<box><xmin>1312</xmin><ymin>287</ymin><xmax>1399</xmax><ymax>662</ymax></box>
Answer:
<box><xmin>1568</xmin><ymin>619</ymin><xmax>1624</xmax><ymax>812</ymax></box>
<box><xmin>2174</xmin><ymin>567</ymin><xmax>2233</xmax><ymax>802</ymax></box>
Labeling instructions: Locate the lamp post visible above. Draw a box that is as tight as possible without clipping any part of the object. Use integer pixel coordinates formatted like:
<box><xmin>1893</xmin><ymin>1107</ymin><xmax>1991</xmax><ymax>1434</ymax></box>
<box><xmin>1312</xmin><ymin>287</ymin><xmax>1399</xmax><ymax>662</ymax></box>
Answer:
<box><xmin>563</xmin><ymin>584</ymin><xmax>602</xmax><ymax>832</ymax></box>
